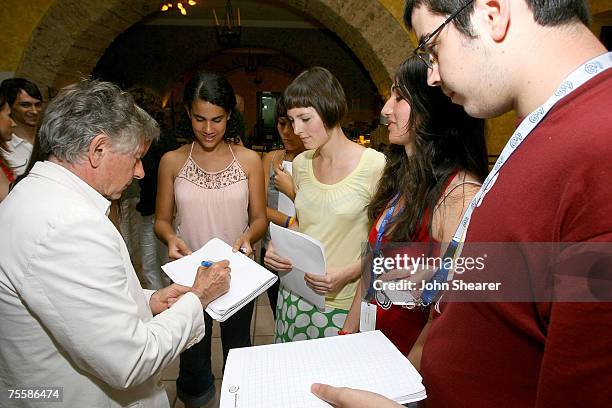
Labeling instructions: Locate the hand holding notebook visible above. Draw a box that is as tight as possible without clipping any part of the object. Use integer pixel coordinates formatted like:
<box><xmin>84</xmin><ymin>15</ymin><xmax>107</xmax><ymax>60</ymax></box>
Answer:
<box><xmin>269</xmin><ymin>223</ymin><xmax>326</xmax><ymax>309</ymax></box>
<box><xmin>161</xmin><ymin>238</ymin><xmax>278</xmax><ymax>322</ymax></box>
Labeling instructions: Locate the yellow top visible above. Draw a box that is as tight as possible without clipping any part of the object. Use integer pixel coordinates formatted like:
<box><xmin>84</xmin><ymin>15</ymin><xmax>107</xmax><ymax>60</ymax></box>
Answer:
<box><xmin>293</xmin><ymin>148</ymin><xmax>386</xmax><ymax>310</ymax></box>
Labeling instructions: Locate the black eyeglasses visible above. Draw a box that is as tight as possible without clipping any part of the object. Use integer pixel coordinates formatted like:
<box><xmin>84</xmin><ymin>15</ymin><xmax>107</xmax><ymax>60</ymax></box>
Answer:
<box><xmin>414</xmin><ymin>0</ymin><xmax>474</xmax><ymax>69</ymax></box>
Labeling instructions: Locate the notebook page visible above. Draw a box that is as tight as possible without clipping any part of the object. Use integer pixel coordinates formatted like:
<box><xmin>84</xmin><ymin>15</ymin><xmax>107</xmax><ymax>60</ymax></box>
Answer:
<box><xmin>269</xmin><ymin>223</ymin><xmax>326</xmax><ymax>309</ymax></box>
<box><xmin>220</xmin><ymin>331</ymin><xmax>426</xmax><ymax>407</ymax></box>
<box><xmin>161</xmin><ymin>238</ymin><xmax>277</xmax><ymax>316</ymax></box>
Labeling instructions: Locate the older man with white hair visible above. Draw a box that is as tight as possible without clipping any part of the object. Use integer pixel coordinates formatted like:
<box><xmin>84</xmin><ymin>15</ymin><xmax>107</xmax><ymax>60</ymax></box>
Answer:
<box><xmin>0</xmin><ymin>79</ymin><xmax>231</xmax><ymax>407</ymax></box>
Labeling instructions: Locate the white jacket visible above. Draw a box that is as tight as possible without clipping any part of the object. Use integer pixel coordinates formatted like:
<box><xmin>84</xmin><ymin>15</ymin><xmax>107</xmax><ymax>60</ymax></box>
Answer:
<box><xmin>0</xmin><ymin>161</ymin><xmax>205</xmax><ymax>407</ymax></box>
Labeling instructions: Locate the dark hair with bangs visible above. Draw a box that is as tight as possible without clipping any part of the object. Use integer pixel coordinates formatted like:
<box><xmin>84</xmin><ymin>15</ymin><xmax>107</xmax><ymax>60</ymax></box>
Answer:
<box><xmin>183</xmin><ymin>70</ymin><xmax>243</xmax><ymax>144</ymax></box>
<box><xmin>283</xmin><ymin>67</ymin><xmax>347</xmax><ymax>129</ymax></box>
<box><xmin>403</xmin><ymin>0</ymin><xmax>590</xmax><ymax>38</ymax></box>
<box><xmin>367</xmin><ymin>56</ymin><xmax>488</xmax><ymax>241</ymax></box>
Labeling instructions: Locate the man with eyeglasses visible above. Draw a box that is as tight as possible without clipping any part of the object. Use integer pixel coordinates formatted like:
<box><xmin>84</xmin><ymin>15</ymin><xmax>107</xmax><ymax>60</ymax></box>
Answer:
<box><xmin>311</xmin><ymin>1</ymin><xmax>612</xmax><ymax>407</ymax></box>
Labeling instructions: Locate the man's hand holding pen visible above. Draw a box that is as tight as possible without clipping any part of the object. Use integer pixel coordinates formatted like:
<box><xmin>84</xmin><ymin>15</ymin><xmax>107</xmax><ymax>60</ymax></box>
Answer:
<box><xmin>191</xmin><ymin>260</ymin><xmax>231</xmax><ymax>308</ymax></box>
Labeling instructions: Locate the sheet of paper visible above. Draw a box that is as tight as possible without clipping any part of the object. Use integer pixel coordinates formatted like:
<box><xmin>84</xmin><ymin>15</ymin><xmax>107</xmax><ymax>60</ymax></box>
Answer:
<box><xmin>220</xmin><ymin>331</ymin><xmax>426</xmax><ymax>408</ymax></box>
<box><xmin>269</xmin><ymin>223</ymin><xmax>326</xmax><ymax>309</ymax></box>
<box><xmin>161</xmin><ymin>238</ymin><xmax>277</xmax><ymax>321</ymax></box>
<box><xmin>277</xmin><ymin>161</ymin><xmax>295</xmax><ymax>217</ymax></box>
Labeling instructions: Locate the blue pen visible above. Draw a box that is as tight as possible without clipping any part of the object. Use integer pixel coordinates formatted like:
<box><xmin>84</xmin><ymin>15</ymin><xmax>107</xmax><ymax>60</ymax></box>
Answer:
<box><xmin>201</xmin><ymin>261</ymin><xmax>213</xmax><ymax>267</ymax></box>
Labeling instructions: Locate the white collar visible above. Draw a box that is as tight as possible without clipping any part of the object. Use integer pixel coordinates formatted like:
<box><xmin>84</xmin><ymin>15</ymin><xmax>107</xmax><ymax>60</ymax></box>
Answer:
<box><xmin>8</xmin><ymin>133</ymin><xmax>33</xmax><ymax>149</ymax></box>
<box><xmin>29</xmin><ymin>161</ymin><xmax>111</xmax><ymax>215</ymax></box>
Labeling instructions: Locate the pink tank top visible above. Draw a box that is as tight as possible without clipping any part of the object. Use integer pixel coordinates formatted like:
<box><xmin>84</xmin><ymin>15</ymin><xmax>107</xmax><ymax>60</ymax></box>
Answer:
<box><xmin>174</xmin><ymin>142</ymin><xmax>249</xmax><ymax>250</ymax></box>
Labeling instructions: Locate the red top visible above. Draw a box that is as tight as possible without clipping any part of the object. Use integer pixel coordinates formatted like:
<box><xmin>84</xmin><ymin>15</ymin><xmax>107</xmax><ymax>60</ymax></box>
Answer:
<box><xmin>1</xmin><ymin>160</ymin><xmax>15</xmax><ymax>183</ymax></box>
<box><xmin>368</xmin><ymin>211</ymin><xmax>431</xmax><ymax>355</ymax></box>
<box><xmin>421</xmin><ymin>68</ymin><xmax>612</xmax><ymax>407</ymax></box>
<box><xmin>368</xmin><ymin>173</ymin><xmax>459</xmax><ymax>355</ymax></box>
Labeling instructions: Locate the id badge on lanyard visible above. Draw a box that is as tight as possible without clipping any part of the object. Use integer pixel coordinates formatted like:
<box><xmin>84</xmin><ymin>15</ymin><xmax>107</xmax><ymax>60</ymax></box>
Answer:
<box><xmin>366</xmin><ymin>194</ymin><xmax>401</xmax><ymax>302</ymax></box>
<box><xmin>359</xmin><ymin>301</ymin><xmax>377</xmax><ymax>332</ymax></box>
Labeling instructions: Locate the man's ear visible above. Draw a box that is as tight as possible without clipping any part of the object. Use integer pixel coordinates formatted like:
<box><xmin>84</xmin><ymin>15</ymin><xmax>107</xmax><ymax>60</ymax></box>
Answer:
<box><xmin>88</xmin><ymin>134</ymin><xmax>110</xmax><ymax>168</ymax></box>
<box><xmin>478</xmin><ymin>0</ymin><xmax>510</xmax><ymax>42</ymax></box>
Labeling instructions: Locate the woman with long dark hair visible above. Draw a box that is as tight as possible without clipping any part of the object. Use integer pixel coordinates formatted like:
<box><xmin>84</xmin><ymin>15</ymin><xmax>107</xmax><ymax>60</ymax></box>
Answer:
<box><xmin>342</xmin><ymin>56</ymin><xmax>488</xmax><ymax>367</ymax></box>
<box><xmin>155</xmin><ymin>70</ymin><xmax>266</xmax><ymax>407</ymax></box>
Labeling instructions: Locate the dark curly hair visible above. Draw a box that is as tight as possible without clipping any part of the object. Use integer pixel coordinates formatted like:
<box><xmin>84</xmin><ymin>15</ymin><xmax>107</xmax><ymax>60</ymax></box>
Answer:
<box><xmin>183</xmin><ymin>70</ymin><xmax>244</xmax><ymax>144</ymax></box>
<box><xmin>367</xmin><ymin>56</ymin><xmax>488</xmax><ymax>242</ymax></box>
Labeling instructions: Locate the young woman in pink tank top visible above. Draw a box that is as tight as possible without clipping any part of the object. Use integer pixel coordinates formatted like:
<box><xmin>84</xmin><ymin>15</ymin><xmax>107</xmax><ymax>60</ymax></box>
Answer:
<box><xmin>155</xmin><ymin>71</ymin><xmax>266</xmax><ymax>407</ymax></box>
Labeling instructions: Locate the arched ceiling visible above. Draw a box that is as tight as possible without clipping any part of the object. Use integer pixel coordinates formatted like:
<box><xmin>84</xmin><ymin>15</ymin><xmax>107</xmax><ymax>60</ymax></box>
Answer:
<box><xmin>16</xmin><ymin>0</ymin><xmax>412</xmax><ymax>97</ymax></box>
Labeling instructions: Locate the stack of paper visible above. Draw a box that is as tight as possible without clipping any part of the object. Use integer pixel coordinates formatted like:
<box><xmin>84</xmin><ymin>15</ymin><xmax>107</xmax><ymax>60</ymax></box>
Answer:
<box><xmin>161</xmin><ymin>238</ymin><xmax>277</xmax><ymax>322</ymax></box>
<box><xmin>220</xmin><ymin>331</ymin><xmax>426</xmax><ymax>407</ymax></box>
<box><xmin>269</xmin><ymin>223</ymin><xmax>326</xmax><ymax>309</ymax></box>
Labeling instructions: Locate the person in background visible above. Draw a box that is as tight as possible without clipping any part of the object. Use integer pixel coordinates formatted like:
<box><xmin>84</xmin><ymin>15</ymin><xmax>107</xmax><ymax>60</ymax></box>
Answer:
<box><xmin>261</xmin><ymin>95</ymin><xmax>306</xmax><ymax>316</ymax></box>
<box><xmin>233</xmin><ymin>93</ymin><xmax>248</xmax><ymax>147</ymax></box>
<box><xmin>0</xmin><ymin>88</ymin><xmax>17</xmax><ymax>201</ymax></box>
<box><xmin>341</xmin><ymin>55</ymin><xmax>487</xmax><ymax>367</ymax></box>
<box><xmin>264</xmin><ymin>67</ymin><xmax>386</xmax><ymax>342</ymax></box>
<box><xmin>155</xmin><ymin>71</ymin><xmax>267</xmax><ymax>407</ymax></box>
<box><xmin>116</xmin><ymin>176</ymin><xmax>142</xmax><ymax>267</ymax></box>
<box><xmin>129</xmin><ymin>87</ymin><xmax>178</xmax><ymax>290</ymax></box>
<box><xmin>0</xmin><ymin>78</ymin><xmax>43</xmax><ymax>176</ymax></box>
<box><xmin>234</xmin><ymin>93</ymin><xmax>245</xmax><ymax>115</ymax></box>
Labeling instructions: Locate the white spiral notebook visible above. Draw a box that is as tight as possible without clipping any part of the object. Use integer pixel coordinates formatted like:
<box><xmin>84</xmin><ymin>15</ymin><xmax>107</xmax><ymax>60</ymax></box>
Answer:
<box><xmin>220</xmin><ymin>331</ymin><xmax>426</xmax><ymax>407</ymax></box>
<box><xmin>161</xmin><ymin>238</ymin><xmax>277</xmax><ymax>322</ymax></box>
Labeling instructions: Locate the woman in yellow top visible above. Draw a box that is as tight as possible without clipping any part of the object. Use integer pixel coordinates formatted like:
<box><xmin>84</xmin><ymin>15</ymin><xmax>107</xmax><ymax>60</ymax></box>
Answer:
<box><xmin>264</xmin><ymin>67</ymin><xmax>385</xmax><ymax>342</ymax></box>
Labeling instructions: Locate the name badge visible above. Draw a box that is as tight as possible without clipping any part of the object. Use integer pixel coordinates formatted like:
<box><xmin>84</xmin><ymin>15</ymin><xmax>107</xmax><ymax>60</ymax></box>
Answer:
<box><xmin>359</xmin><ymin>301</ymin><xmax>377</xmax><ymax>332</ymax></box>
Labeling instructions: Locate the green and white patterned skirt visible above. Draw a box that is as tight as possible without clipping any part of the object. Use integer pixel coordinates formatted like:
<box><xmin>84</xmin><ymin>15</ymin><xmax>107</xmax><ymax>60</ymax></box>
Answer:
<box><xmin>274</xmin><ymin>285</ymin><xmax>348</xmax><ymax>343</ymax></box>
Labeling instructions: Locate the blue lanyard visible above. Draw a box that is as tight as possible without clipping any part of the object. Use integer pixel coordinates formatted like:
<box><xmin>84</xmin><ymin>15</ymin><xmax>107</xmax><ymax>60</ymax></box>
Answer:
<box><xmin>367</xmin><ymin>194</ymin><xmax>402</xmax><ymax>299</ymax></box>
<box><xmin>419</xmin><ymin>240</ymin><xmax>458</xmax><ymax>306</ymax></box>
<box><xmin>418</xmin><ymin>52</ymin><xmax>612</xmax><ymax>307</ymax></box>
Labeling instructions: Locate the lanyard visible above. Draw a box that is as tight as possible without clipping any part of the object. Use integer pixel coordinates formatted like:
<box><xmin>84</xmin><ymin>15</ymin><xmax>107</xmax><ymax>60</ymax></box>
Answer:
<box><xmin>419</xmin><ymin>52</ymin><xmax>612</xmax><ymax>307</ymax></box>
<box><xmin>374</xmin><ymin>194</ymin><xmax>401</xmax><ymax>255</ymax></box>
<box><xmin>367</xmin><ymin>194</ymin><xmax>402</xmax><ymax>299</ymax></box>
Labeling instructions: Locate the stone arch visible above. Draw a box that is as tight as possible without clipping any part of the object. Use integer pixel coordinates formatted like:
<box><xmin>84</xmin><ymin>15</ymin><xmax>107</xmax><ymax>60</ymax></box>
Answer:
<box><xmin>16</xmin><ymin>0</ymin><xmax>411</xmax><ymax>98</ymax></box>
<box><xmin>186</xmin><ymin>47</ymin><xmax>307</xmax><ymax>80</ymax></box>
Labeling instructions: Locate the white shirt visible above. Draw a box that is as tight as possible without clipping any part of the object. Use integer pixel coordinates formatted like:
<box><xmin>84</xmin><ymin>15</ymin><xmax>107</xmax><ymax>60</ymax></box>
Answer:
<box><xmin>0</xmin><ymin>161</ymin><xmax>205</xmax><ymax>407</ymax></box>
<box><xmin>1</xmin><ymin>133</ymin><xmax>33</xmax><ymax>176</ymax></box>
